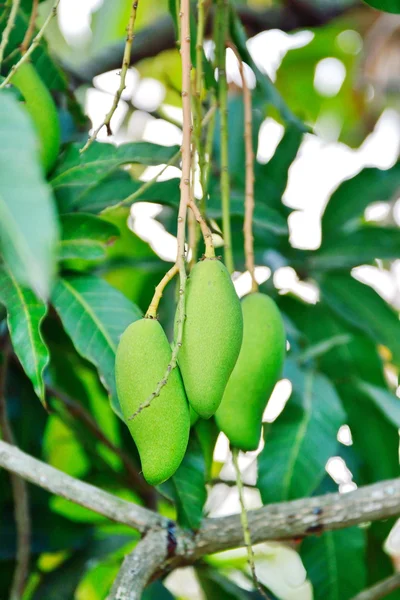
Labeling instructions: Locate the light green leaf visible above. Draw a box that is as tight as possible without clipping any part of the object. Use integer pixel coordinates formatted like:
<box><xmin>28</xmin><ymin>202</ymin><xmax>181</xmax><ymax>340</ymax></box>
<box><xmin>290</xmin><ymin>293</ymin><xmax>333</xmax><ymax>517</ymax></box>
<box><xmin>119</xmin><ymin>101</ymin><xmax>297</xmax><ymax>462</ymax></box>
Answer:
<box><xmin>257</xmin><ymin>361</ymin><xmax>346</xmax><ymax>503</ymax></box>
<box><xmin>0</xmin><ymin>266</ymin><xmax>49</xmax><ymax>404</ymax></box>
<box><xmin>59</xmin><ymin>213</ymin><xmax>119</xmax><ymax>261</ymax></box>
<box><xmin>301</xmin><ymin>528</ymin><xmax>366</xmax><ymax>600</ymax></box>
<box><xmin>51</xmin><ymin>274</ymin><xmax>142</xmax><ymax>416</ymax></box>
<box><xmin>0</xmin><ymin>93</ymin><xmax>59</xmax><ymax>299</ymax></box>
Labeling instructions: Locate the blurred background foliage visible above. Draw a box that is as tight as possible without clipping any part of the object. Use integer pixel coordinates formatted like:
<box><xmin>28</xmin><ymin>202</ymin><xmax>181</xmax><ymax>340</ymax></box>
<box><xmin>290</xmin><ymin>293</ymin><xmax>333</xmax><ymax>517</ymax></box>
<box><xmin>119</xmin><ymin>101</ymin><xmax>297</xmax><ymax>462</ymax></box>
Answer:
<box><xmin>1</xmin><ymin>0</ymin><xmax>400</xmax><ymax>598</ymax></box>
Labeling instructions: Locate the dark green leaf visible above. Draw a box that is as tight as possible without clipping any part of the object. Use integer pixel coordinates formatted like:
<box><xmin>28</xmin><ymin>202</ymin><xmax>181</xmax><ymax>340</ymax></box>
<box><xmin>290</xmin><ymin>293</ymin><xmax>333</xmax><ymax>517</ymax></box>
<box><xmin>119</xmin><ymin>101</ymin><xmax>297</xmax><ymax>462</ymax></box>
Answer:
<box><xmin>258</xmin><ymin>361</ymin><xmax>345</xmax><ymax>503</ymax></box>
<box><xmin>143</xmin><ymin>580</ymin><xmax>175</xmax><ymax>599</ymax></box>
<box><xmin>51</xmin><ymin>142</ymin><xmax>180</xmax><ymax>213</ymax></box>
<box><xmin>312</xmin><ymin>227</ymin><xmax>400</xmax><ymax>270</ymax></box>
<box><xmin>51</xmin><ymin>274</ymin><xmax>142</xmax><ymax>416</ymax></box>
<box><xmin>320</xmin><ymin>274</ymin><xmax>400</xmax><ymax>364</ymax></box>
<box><xmin>301</xmin><ymin>528</ymin><xmax>366</xmax><ymax>600</ymax></box>
<box><xmin>171</xmin><ymin>434</ymin><xmax>207</xmax><ymax>529</ymax></box>
<box><xmin>0</xmin><ymin>266</ymin><xmax>49</xmax><ymax>404</ymax></box>
<box><xmin>362</xmin><ymin>0</ymin><xmax>400</xmax><ymax>13</ymax></box>
<box><xmin>59</xmin><ymin>214</ymin><xmax>119</xmax><ymax>261</ymax></box>
<box><xmin>0</xmin><ymin>93</ymin><xmax>59</xmax><ymax>299</ymax></box>
<box><xmin>355</xmin><ymin>381</ymin><xmax>400</xmax><ymax>428</ymax></box>
<box><xmin>321</xmin><ymin>164</ymin><xmax>400</xmax><ymax>240</ymax></box>
<box><xmin>197</xmin><ymin>569</ymin><xmax>260</xmax><ymax>599</ymax></box>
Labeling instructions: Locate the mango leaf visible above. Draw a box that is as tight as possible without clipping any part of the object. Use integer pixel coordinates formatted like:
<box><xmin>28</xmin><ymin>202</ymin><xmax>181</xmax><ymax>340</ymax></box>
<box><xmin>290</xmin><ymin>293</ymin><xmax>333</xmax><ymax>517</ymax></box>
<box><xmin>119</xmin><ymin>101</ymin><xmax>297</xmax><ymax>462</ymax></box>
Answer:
<box><xmin>320</xmin><ymin>274</ymin><xmax>400</xmax><ymax>364</ymax></box>
<box><xmin>51</xmin><ymin>142</ymin><xmax>180</xmax><ymax>213</ymax></box>
<box><xmin>71</xmin><ymin>171</ymin><xmax>180</xmax><ymax>214</ymax></box>
<box><xmin>51</xmin><ymin>274</ymin><xmax>142</xmax><ymax>416</ymax></box>
<box><xmin>0</xmin><ymin>266</ymin><xmax>49</xmax><ymax>404</ymax></box>
<box><xmin>257</xmin><ymin>361</ymin><xmax>345</xmax><ymax>503</ymax></box>
<box><xmin>301</xmin><ymin>528</ymin><xmax>366</xmax><ymax>600</ymax></box>
<box><xmin>197</xmin><ymin>569</ymin><xmax>264</xmax><ymax>599</ymax></box>
<box><xmin>311</xmin><ymin>227</ymin><xmax>400</xmax><ymax>270</ymax></box>
<box><xmin>321</xmin><ymin>164</ymin><xmax>400</xmax><ymax>240</ymax></box>
<box><xmin>355</xmin><ymin>381</ymin><xmax>400</xmax><ymax>428</ymax></box>
<box><xmin>143</xmin><ymin>581</ymin><xmax>175</xmax><ymax>599</ymax></box>
<box><xmin>59</xmin><ymin>214</ymin><xmax>119</xmax><ymax>261</ymax></box>
<box><xmin>171</xmin><ymin>434</ymin><xmax>207</xmax><ymax>529</ymax></box>
<box><xmin>362</xmin><ymin>0</ymin><xmax>400</xmax><ymax>13</ymax></box>
<box><xmin>0</xmin><ymin>93</ymin><xmax>59</xmax><ymax>300</ymax></box>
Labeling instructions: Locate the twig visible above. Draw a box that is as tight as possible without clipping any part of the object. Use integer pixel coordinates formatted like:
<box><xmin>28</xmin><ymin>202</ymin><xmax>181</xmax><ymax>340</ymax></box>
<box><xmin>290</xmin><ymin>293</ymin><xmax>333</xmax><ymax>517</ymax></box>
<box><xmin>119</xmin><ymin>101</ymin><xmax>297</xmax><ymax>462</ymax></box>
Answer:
<box><xmin>107</xmin><ymin>530</ymin><xmax>168</xmax><ymax>600</ymax></box>
<box><xmin>201</xmin><ymin>94</ymin><xmax>217</xmax><ymax>214</ymax></box>
<box><xmin>188</xmin><ymin>200</ymin><xmax>214</xmax><ymax>258</ymax></box>
<box><xmin>80</xmin><ymin>0</ymin><xmax>139</xmax><ymax>154</ymax></box>
<box><xmin>46</xmin><ymin>386</ymin><xmax>156</xmax><ymax>508</ymax></box>
<box><xmin>188</xmin><ymin>149</ymin><xmax>198</xmax><ymax>268</ymax></box>
<box><xmin>351</xmin><ymin>573</ymin><xmax>400</xmax><ymax>600</ymax></box>
<box><xmin>145</xmin><ymin>263</ymin><xmax>179</xmax><ymax>319</ymax></box>
<box><xmin>232</xmin><ymin>448</ymin><xmax>270</xmax><ymax>600</ymax></box>
<box><xmin>230</xmin><ymin>44</ymin><xmax>257</xmax><ymax>292</ymax></box>
<box><xmin>0</xmin><ymin>440</ymin><xmax>165</xmax><ymax>533</ymax></box>
<box><xmin>0</xmin><ymin>345</ymin><xmax>31</xmax><ymax>600</ymax></box>
<box><xmin>215</xmin><ymin>0</ymin><xmax>234</xmax><ymax>273</ymax></box>
<box><xmin>20</xmin><ymin>0</ymin><xmax>39</xmax><ymax>54</ymax></box>
<box><xmin>0</xmin><ymin>0</ymin><xmax>60</xmax><ymax>89</ymax></box>
<box><xmin>0</xmin><ymin>0</ymin><xmax>20</xmax><ymax>70</ymax></box>
<box><xmin>128</xmin><ymin>0</ymin><xmax>193</xmax><ymax>422</ymax></box>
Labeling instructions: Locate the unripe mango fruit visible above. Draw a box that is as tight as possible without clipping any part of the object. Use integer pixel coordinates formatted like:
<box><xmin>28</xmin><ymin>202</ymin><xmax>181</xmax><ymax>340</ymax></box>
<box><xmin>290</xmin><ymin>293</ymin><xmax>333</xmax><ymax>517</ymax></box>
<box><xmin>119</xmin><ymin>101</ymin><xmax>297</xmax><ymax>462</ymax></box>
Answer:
<box><xmin>178</xmin><ymin>258</ymin><xmax>243</xmax><ymax>419</ymax></box>
<box><xmin>11</xmin><ymin>62</ymin><xmax>61</xmax><ymax>173</ymax></box>
<box><xmin>115</xmin><ymin>318</ymin><xmax>190</xmax><ymax>485</ymax></box>
<box><xmin>215</xmin><ymin>293</ymin><xmax>286</xmax><ymax>451</ymax></box>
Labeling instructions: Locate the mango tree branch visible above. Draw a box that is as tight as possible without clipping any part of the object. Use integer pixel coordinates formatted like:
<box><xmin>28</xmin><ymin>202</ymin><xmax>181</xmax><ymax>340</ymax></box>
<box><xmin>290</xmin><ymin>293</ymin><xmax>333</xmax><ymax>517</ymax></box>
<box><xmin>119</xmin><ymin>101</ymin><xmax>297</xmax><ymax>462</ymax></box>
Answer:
<box><xmin>351</xmin><ymin>573</ymin><xmax>400</xmax><ymax>600</ymax></box>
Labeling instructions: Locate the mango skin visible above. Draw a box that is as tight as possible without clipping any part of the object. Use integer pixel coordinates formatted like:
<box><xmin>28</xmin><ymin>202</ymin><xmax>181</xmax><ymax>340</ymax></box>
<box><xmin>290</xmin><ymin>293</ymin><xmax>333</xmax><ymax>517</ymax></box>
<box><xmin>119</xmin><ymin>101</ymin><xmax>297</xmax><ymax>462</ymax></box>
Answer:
<box><xmin>115</xmin><ymin>318</ymin><xmax>190</xmax><ymax>485</ymax></box>
<box><xmin>215</xmin><ymin>293</ymin><xmax>286</xmax><ymax>451</ymax></box>
<box><xmin>11</xmin><ymin>62</ymin><xmax>61</xmax><ymax>173</ymax></box>
<box><xmin>178</xmin><ymin>259</ymin><xmax>243</xmax><ymax>419</ymax></box>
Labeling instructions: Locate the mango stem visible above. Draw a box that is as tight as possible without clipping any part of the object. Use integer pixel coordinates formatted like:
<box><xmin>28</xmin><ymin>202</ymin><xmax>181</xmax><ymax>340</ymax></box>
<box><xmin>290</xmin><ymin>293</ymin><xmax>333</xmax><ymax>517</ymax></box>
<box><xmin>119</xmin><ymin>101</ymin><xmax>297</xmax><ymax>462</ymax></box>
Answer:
<box><xmin>145</xmin><ymin>263</ymin><xmax>179</xmax><ymax>319</ymax></box>
<box><xmin>188</xmin><ymin>201</ymin><xmax>215</xmax><ymax>259</ymax></box>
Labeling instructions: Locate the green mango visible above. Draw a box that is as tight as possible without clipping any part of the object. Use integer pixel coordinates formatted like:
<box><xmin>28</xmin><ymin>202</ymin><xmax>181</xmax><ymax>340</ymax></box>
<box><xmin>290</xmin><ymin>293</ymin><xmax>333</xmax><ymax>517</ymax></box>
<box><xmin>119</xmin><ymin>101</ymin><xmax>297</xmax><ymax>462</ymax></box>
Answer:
<box><xmin>115</xmin><ymin>318</ymin><xmax>190</xmax><ymax>485</ymax></box>
<box><xmin>11</xmin><ymin>62</ymin><xmax>61</xmax><ymax>173</ymax></box>
<box><xmin>215</xmin><ymin>293</ymin><xmax>286</xmax><ymax>451</ymax></box>
<box><xmin>178</xmin><ymin>258</ymin><xmax>243</xmax><ymax>419</ymax></box>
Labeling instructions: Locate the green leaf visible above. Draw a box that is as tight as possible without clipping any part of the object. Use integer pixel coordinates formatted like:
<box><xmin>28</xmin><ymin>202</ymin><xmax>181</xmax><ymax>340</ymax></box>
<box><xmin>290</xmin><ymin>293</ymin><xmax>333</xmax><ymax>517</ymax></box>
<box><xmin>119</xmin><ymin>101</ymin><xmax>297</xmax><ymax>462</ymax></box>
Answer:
<box><xmin>0</xmin><ymin>93</ymin><xmax>59</xmax><ymax>300</ymax></box>
<box><xmin>312</xmin><ymin>227</ymin><xmax>400</xmax><ymax>270</ymax></box>
<box><xmin>59</xmin><ymin>214</ymin><xmax>119</xmax><ymax>261</ymax></box>
<box><xmin>362</xmin><ymin>0</ymin><xmax>400</xmax><ymax>13</ymax></box>
<box><xmin>257</xmin><ymin>361</ymin><xmax>345</xmax><ymax>503</ymax></box>
<box><xmin>197</xmin><ymin>569</ymin><xmax>259</xmax><ymax>600</ymax></box>
<box><xmin>0</xmin><ymin>266</ymin><xmax>49</xmax><ymax>404</ymax></box>
<box><xmin>320</xmin><ymin>274</ymin><xmax>400</xmax><ymax>365</ymax></box>
<box><xmin>51</xmin><ymin>142</ymin><xmax>180</xmax><ymax>213</ymax></box>
<box><xmin>301</xmin><ymin>528</ymin><xmax>366</xmax><ymax>600</ymax></box>
<box><xmin>51</xmin><ymin>274</ymin><xmax>142</xmax><ymax>416</ymax></box>
<box><xmin>355</xmin><ymin>381</ymin><xmax>400</xmax><ymax>428</ymax></box>
<box><xmin>321</xmin><ymin>164</ymin><xmax>400</xmax><ymax>240</ymax></box>
<box><xmin>143</xmin><ymin>580</ymin><xmax>175</xmax><ymax>600</ymax></box>
<box><xmin>171</xmin><ymin>434</ymin><xmax>207</xmax><ymax>529</ymax></box>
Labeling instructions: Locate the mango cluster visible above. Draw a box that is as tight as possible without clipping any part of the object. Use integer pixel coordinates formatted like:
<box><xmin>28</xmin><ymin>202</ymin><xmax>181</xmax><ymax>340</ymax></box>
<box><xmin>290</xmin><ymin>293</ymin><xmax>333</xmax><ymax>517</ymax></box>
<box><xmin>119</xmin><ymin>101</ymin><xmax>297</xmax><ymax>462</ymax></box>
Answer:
<box><xmin>115</xmin><ymin>258</ymin><xmax>286</xmax><ymax>485</ymax></box>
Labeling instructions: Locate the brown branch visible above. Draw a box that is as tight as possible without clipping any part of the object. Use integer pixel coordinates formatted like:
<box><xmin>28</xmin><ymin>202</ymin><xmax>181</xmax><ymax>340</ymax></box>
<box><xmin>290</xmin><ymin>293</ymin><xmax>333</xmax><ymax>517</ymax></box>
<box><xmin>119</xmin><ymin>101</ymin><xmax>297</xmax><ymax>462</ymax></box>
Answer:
<box><xmin>0</xmin><ymin>346</ymin><xmax>31</xmax><ymax>600</ymax></box>
<box><xmin>351</xmin><ymin>573</ymin><xmax>400</xmax><ymax>600</ymax></box>
<box><xmin>20</xmin><ymin>0</ymin><xmax>39</xmax><ymax>54</ymax></box>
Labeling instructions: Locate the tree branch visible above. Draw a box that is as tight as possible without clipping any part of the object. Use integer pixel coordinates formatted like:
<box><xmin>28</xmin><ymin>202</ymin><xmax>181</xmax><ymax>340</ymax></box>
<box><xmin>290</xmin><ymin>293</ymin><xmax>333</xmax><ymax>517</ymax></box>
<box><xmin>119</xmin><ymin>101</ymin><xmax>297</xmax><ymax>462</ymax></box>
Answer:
<box><xmin>107</xmin><ymin>530</ymin><xmax>168</xmax><ymax>600</ymax></box>
<box><xmin>351</xmin><ymin>573</ymin><xmax>400</xmax><ymax>600</ymax></box>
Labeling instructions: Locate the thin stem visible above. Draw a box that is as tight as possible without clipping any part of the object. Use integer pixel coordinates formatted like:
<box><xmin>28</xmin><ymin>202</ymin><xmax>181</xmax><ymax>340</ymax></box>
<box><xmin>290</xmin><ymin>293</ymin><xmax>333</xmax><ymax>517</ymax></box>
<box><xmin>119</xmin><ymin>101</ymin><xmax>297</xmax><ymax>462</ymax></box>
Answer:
<box><xmin>128</xmin><ymin>0</ymin><xmax>192</xmax><ymax>422</ymax></box>
<box><xmin>145</xmin><ymin>263</ymin><xmax>179</xmax><ymax>319</ymax></box>
<box><xmin>80</xmin><ymin>0</ymin><xmax>139</xmax><ymax>154</ymax></box>
<box><xmin>188</xmin><ymin>150</ymin><xmax>198</xmax><ymax>268</ymax></box>
<box><xmin>193</xmin><ymin>0</ymin><xmax>206</xmax><ymax>212</ymax></box>
<box><xmin>351</xmin><ymin>573</ymin><xmax>400</xmax><ymax>600</ymax></box>
<box><xmin>230</xmin><ymin>44</ymin><xmax>257</xmax><ymax>292</ymax></box>
<box><xmin>0</xmin><ymin>0</ymin><xmax>21</xmax><ymax>70</ymax></box>
<box><xmin>20</xmin><ymin>0</ymin><xmax>39</xmax><ymax>54</ymax></box>
<box><xmin>201</xmin><ymin>94</ymin><xmax>217</xmax><ymax>215</ymax></box>
<box><xmin>0</xmin><ymin>345</ymin><xmax>31</xmax><ymax>600</ymax></box>
<box><xmin>231</xmin><ymin>448</ymin><xmax>271</xmax><ymax>600</ymax></box>
<box><xmin>188</xmin><ymin>200</ymin><xmax>214</xmax><ymax>258</ymax></box>
<box><xmin>0</xmin><ymin>0</ymin><xmax>60</xmax><ymax>89</ymax></box>
<box><xmin>215</xmin><ymin>0</ymin><xmax>234</xmax><ymax>273</ymax></box>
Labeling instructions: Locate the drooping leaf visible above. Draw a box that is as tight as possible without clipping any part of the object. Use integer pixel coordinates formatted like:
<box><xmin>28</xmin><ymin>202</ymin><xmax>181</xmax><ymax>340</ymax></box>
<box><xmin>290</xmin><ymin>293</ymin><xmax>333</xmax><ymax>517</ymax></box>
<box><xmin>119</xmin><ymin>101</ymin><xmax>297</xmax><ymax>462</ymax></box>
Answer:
<box><xmin>257</xmin><ymin>361</ymin><xmax>345</xmax><ymax>503</ymax></box>
<box><xmin>0</xmin><ymin>266</ymin><xmax>49</xmax><ymax>404</ymax></box>
<box><xmin>0</xmin><ymin>93</ymin><xmax>59</xmax><ymax>299</ymax></box>
<box><xmin>58</xmin><ymin>214</ymin><xmax>119</xmax><ymax>261</ymax></box>
<box><xmin>51</xmin><ymin>274</ymin><xmax>142</xmax><ymax>416</ymax></box>
<box><xmin>51</xmin><ymin>142</ymin><xmax>180</xmax><ymax>213</ymax></box>
<box><xmin>171</xmin><ymin>433</ymin><xmax>207</xmax><ymax>529</ymax></box>
<box><xmin>301</xmin><ymin>527</ymin><xmax>367</xmax><ymax>600</ymax></box>
<box><xmin>311</xmin><ymin>227</ymin><xmax>400</xmax><ymax>270</ymax></box>
<box><xmin>320</xmin><ymin>274</ymin><xmax>400</xmax><ymax>365</ymax></box>
<box><xmin>321</xmin><ymin>164</ymin><xmax>400</xmax><ymax>240</ymax></box>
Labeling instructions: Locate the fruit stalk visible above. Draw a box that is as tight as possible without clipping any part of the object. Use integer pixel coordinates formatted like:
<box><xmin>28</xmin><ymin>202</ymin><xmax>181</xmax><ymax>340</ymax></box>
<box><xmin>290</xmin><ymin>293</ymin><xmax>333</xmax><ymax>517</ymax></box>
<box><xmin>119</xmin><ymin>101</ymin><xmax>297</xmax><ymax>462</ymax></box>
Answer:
<box><xmin>145</xmin><ymin>263</ymin><xmax>179</xmax><ymax>320</ymax></box>
<box><xmin>80</xmin><ymin>0</ymin><xmax>140</xmax><ymax>153</ymax></box>
<box><xmin>188</xmin><ymin>200</ymin><xmax>214</xmax><ymax>258</ymax></box>
<box><xmin>20</xmin><ymin>0</ymin><xmax>40</xmax><ymax>55</ymax></box>
<box><xmin>0</xmin><ymin>0</ymin><xmax>61</xmax><ymax>89</ymax></box>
